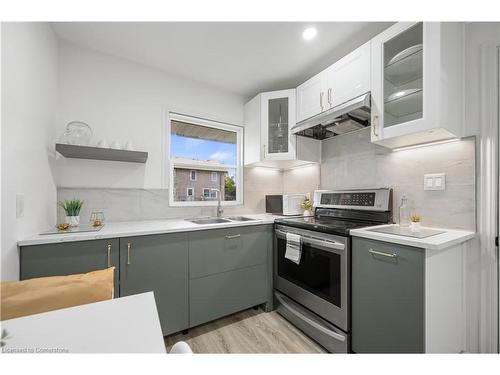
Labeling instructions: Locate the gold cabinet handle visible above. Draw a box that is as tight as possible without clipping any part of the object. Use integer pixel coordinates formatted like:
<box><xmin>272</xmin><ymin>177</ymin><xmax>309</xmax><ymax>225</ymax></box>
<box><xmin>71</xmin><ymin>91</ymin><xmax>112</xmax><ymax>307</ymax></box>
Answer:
<box><xmin>372</xmin><ymin>115</ymin><xmax>379</xmax><ymax>137</ymax></box>
<box><xmin>127</xmin><ymin>242</ymin><xmax>131</xmax><ymax>265</ymax></box>
<box><xmin>368</xmin><ymin>248</ymin><xmax>397</xmax><ymax>258</ymax></box>
<box><xmin>107</xmin><ymin>244</ymin><xmax>112</xmax><ymax>267</ymax></box>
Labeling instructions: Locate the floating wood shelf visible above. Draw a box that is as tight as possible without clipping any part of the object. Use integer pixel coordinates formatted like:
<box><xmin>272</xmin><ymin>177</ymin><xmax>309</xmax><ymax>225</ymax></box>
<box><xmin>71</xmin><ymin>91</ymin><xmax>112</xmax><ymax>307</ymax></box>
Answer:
<box><xmin>55</xmin><ymin>143</ymin><xmax>148</xmax><ymax>163</ymax></box>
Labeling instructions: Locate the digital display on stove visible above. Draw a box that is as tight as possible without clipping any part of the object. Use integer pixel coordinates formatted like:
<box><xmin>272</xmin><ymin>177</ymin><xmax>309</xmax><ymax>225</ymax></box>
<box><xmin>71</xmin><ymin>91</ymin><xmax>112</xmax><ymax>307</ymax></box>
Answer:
<box><xmin>320</xmin><ymin>192</ymin><xmax>376</xmax><ymax>207</ymax></box>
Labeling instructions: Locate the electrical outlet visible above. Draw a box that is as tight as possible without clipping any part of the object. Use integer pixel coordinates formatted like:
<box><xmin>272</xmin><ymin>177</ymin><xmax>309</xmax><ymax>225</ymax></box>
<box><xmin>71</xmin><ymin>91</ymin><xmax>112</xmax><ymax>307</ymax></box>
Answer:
<box><xmin>423</xmin><ymin>173</ymin><xmax>446</xmax><ymax>191</ymax></box>
<box><xmin>16</xmin><ymin>194</ymin><xmax>25</xmax><ymax>218</ymax></box>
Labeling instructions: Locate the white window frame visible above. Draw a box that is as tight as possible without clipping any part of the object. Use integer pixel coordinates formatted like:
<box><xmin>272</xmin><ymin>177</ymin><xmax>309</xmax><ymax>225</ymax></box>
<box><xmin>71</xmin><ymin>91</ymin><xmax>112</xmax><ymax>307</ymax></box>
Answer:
<box><xmin>202</xmin><ymin>188</ymin><xmax>210</xmax><ymax>199</ymax></box>
<box><xmin>166</xmin><ymin>112</ymin><xmax>243</xmax><ymax>207</ymax></box>
<box><xmin>211</xmin><ymin>171</ymin><xmax>218</xmax><ymax>182</ymax></box>
<box><xmin>190</xmin><ymin>170</ymin><xmax>197</xmax><ymax>181</ymax></box>
<box><xmin>186</xmin><ymin>187</ymin><xmax>194</xmax><ymax>198</ymax></box>
<box><xmin>202</xmin><ymin>188</ymin><xmax>218</xmax><ymax>199</ymax></box>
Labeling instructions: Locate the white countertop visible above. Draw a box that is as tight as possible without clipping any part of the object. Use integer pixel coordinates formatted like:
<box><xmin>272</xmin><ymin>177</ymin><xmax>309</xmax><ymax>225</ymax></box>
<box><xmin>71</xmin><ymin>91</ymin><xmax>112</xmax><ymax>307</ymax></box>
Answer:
<box><xmin>18</xmin><ymin>213</ymin><xmax>281</xmax><ymax>246</ymax></box>
<box><xmin>350</xmin><ymin>224</ymin><xmax>475</xmax><ymax>250</ymax></box>
<box><xmin>0</xmin><ymin>292</ymin><xmax>166</xmax><ymax>353</ymax></box>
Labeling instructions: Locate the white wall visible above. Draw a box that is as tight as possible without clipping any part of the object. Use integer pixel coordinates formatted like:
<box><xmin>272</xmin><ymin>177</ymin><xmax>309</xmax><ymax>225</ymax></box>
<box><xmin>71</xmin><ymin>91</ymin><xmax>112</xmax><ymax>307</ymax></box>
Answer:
<box><xmin>1</xmin><ymin>23</ymin><xmax>59</xmax><ymax>280</ymax></box>
<box><xmin>55</xmin><ymin>42</ymin><xmax>246</xmax><ymax>189</ymax></box>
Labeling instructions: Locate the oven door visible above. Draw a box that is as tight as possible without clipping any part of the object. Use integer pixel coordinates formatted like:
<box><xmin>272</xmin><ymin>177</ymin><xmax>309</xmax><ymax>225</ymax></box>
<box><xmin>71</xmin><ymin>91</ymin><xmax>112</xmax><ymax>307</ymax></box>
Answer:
<box><xmin>274</xmin><ymin>225</ymin><xmax>349</xmax><ymax>331</ymax></box>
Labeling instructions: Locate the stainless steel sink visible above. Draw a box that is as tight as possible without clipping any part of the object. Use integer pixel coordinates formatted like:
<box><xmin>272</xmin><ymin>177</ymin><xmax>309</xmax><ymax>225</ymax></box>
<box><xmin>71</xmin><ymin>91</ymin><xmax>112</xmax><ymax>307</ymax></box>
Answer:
<box><xmin>187</xmin><ymin>216</ymin><xmax>258</xmax><ymax>225</ymax></box>
<box><xmin>188</xmin><ymin>218</ymin><xmax>231</xmax><ymax>225</ymax></box>
<box><xmin>226</xmin><ymin>216</ymin><xmax>256</xmax><ymax>222</ymax></box>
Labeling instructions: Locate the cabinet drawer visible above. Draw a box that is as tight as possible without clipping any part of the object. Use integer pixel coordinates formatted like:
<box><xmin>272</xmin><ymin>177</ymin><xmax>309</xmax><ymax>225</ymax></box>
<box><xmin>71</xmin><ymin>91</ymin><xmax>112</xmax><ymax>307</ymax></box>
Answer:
<box><xmin>351</xmin><ymin>237</ymin><xmax>424</xmax><ymax>353</ymax></box>
<box><xmin>189</xmin><ymin>225</ymin><xmax>268</xmax><ymax>279</ymax></box>
<box><xmin>189</xmin><ymin>263</ymin><xmax>268</xmax><ymax>327</ymax></box>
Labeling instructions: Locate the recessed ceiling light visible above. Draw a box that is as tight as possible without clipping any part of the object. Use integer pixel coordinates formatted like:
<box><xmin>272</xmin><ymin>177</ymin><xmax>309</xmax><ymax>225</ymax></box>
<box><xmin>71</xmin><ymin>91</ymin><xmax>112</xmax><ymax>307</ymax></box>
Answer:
<box><xmin>302</xmin><ymin>27</ymin><xmax>317</xmax><ymax>41</ymax></box>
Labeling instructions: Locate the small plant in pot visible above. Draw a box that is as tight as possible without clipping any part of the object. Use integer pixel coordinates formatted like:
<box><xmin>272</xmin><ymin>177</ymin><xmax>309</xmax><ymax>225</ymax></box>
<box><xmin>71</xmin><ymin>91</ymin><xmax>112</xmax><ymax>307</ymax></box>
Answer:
<box><xmin>410</xmin><ymin>213</ymin><xmax>421</xmax><ymax>232</ymax></box>
<box><xmin>59</xmin><ymin>199</ymin><xmax>84</xmax><ymax>227</ymax></box>
<box><xmin>300</xmin><ymin>198</ymin><xmax>314</xmax><ymax>216</ymax></box>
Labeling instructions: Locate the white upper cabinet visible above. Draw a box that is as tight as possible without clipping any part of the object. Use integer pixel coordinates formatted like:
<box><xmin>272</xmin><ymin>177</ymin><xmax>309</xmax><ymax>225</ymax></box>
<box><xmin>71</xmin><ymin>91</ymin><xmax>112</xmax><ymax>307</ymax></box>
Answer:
<box><xmin>244</xmin><ymin>89</ymin><xmax>320</xmax><ymax>168</ymax></box>
<box><xmin>296</xmin><ymin>71</ymin><xmax>327</xmax><ymax>123</ymax></box>
<box><xmin>325</xmin><ymin>41</ymin><xmax>371</xmax><ymax>109</ymax></box>
<box><xmin>261</xmin><ymin>89</ymin><xmax>297</xmax><ymax>161</ymax></box>
<box><xmin>370</xmin><ymin>22</ymin><xmax>464</xmax><ymax>148</ymax></box>
<box><xmin>296</xmin><ymin>42</ymin><xmax>371</xmax><ymax>124</ymax></box>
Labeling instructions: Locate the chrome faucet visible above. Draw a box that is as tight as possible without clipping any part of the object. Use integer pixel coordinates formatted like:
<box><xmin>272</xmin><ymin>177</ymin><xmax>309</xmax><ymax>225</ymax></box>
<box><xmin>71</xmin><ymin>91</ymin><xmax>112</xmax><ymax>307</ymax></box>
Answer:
<box><xmin>210</xmin><ymin>188</ymin><xmax>223</xmax><ymax>218</ymax></box>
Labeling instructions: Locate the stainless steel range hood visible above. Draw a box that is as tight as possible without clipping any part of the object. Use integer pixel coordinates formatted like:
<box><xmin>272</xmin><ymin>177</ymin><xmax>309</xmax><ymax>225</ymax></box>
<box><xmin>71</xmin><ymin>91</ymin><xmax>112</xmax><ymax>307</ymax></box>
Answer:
<box><xmin>292</xmin><ymin>93</ymin><xmax>371</xmax><ymax>140</ymax></box>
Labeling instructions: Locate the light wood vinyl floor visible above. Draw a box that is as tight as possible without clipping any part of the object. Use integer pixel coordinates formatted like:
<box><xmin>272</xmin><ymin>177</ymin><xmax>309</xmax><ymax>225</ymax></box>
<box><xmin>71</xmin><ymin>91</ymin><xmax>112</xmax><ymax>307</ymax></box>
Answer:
<box><xmin>164</xmin><ymin>308</ymin><xmax>326</xmax><ymax>353</ymax></box>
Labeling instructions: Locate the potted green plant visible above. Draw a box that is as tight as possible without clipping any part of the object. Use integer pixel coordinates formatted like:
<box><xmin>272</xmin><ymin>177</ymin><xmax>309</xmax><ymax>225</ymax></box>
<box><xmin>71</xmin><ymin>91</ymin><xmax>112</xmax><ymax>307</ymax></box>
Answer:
<box><xmin>300</xmin><ymin>198</ymin><xmax>314</xmax><ymax>216</ymax></box>
<box><xmin>59</xmin><ymin>199</ymin><xmax>84</xmax><ymax>227</ymax></box>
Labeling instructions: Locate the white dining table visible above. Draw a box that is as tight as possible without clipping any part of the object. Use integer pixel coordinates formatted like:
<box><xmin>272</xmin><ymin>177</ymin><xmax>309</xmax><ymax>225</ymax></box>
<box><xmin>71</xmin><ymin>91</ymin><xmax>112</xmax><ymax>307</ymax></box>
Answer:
<box><xmin>1</xmin><ymin>292</ymin><xmax>166</xmax><ymax>353</ymax></box>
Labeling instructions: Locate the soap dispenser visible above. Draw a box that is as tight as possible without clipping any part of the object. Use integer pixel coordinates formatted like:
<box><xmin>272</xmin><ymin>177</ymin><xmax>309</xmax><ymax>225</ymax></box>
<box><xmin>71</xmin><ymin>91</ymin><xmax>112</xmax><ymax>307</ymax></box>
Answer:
<box><xmin>399</xmin><ymin>194</ymin><xmax>410</xmax><ymax>227</ymax></box>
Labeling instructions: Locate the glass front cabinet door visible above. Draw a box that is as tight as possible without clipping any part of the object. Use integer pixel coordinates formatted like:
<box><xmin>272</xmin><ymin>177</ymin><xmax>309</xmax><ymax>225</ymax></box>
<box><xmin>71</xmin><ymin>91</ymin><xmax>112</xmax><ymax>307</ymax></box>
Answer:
<box><xmin>261</xmin><ymin>89</ymin><xmax>297</xmax><ymax>160</ymax></box>
<box><xmin>370</xmin><ymin>22</ymin><xmax>463</xmax><ymax>148</ymax></box>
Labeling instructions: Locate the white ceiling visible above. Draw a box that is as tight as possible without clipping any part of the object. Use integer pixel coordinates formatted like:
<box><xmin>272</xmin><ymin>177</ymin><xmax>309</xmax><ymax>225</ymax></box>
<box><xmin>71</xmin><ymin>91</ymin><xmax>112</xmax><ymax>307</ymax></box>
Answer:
<box><xmin>51</xmin><ymin>22</ymin><xmax>393</xmax><ymax>99</ymax></box>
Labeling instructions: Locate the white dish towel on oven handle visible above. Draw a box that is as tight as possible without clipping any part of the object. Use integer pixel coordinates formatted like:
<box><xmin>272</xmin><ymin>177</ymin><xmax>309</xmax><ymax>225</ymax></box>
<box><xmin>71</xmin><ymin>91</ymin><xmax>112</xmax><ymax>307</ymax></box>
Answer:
<box><xmin>285</xmin><ymin>232</ymin><xmax>302</xmax><ymax>264</ymax></box>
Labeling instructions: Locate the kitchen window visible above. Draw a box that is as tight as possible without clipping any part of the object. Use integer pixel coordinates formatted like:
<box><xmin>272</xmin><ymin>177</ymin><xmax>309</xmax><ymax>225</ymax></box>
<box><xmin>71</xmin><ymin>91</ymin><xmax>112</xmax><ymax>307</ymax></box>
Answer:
<box><xmin>167</xmin><ymin>112</ymin><xmax>243</xmax><ymax>206</ymax></box>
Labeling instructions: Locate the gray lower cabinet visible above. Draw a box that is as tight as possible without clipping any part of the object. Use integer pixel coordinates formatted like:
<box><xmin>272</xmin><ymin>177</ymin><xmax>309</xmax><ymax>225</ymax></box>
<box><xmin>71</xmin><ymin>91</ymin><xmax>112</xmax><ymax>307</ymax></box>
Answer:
<box><xmin>19</xmin><ymin>224</ymin><xmax>273</xmax><ymax>335</ymax></box>
<box><xmin>189</xmin><ymin>225</ymin><xmax>268</xmax><ymax>278</ymax></box>
<box><xmin>20</xmin><ymin>239</ymin><xmax>120</xmax><ymax>296</ymax></box>
<box><xmin>351</xmin><ymin>237</ymin><xmax>425</xmax><ymax>353</ymax></box>
<box><xmin>190</xmin><ymin>264</ymin><xmax>268</xmax><ymax>327</ymax></box>
<box><xmin>119</xmin><ymin>233</ymin><xmax>189</xmax><ymax>336</ymax></box>
<box><xmin>188</xmin><ymin>225</ymin><xmax>272</xmax><ymax>327</ymax></box>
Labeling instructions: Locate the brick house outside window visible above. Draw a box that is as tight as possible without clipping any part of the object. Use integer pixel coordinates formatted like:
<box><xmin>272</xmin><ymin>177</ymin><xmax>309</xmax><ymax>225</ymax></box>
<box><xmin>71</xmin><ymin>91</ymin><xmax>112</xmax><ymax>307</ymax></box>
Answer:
<box><xmin>173</xmin><ymin>157</ymin><xmax>229</xmax><ymax>202</ymax></box>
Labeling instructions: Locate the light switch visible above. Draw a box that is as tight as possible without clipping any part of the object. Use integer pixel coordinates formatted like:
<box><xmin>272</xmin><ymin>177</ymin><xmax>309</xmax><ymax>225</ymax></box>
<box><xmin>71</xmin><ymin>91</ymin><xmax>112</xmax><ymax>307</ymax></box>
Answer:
<box><xmin>423</xmin><ymin>173</ymin><xmax>446</xmax><ymax>191</ymax></box>
<box><xmin>425</xmin><ymin>176</ymin><xmax>434</xmax><ymax>188</ymax></box>
<box><xmin>16</xmin><ymin>194</ymin><xmax>24</xmax><ymax>218</ymax></box>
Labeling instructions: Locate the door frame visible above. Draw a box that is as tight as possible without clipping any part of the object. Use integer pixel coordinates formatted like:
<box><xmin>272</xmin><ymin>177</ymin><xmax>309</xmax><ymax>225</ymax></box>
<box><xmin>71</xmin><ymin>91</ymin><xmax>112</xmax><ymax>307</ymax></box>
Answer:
<box><xmin>466</xmin><ymin>25</ymin><xmax>499</xmax><ymax>354</ymax></box>
<box><xmin>497</xmin><ymin>45</ymin><xmax>500</xmax><ymax>354</ymax></box>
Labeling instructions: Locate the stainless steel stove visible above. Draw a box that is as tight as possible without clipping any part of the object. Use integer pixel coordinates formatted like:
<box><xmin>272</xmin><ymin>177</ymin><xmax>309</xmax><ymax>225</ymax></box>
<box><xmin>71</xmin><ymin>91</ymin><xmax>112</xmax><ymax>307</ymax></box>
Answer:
<box><xmin>273</xmin><ymin>188</ymin><xmax>393</xmax><ymax>353</ymax></box>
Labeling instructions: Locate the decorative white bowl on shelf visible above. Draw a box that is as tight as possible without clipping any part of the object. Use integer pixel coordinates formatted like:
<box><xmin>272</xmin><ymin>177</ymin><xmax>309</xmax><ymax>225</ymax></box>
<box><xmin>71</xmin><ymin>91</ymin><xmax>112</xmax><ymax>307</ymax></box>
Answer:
<box><xmin>386</xmin><ymin>88</ymin><xmax>422</xmax><ymax>103</ymax></box>
<box><xmin>96</xmin><ymin>139</ymin><xmax>109</xmax><ymax>148</ymax></box>
<box><xmin>124</xmin><ymin>141</ymin><xmax>134</xmax><ymax>151</ymax></box>
<box><xmin>384</xmin><ymin>89</ymin><xmax>423</xmax><ymax>118</ymax></box>
<box><xmin>387</xmin><ymin>44</ymin><xmax>423</xmax><ymax>66</ymax></box>
<box><xmin>385</xmin><ymin>44</ymin><xmax>423</xmax><ymax>86</ymax></box>
<box><xmin>110</xmin><ymin>141</ymin><xmax>122</xmax><ymax>150</ymax></box>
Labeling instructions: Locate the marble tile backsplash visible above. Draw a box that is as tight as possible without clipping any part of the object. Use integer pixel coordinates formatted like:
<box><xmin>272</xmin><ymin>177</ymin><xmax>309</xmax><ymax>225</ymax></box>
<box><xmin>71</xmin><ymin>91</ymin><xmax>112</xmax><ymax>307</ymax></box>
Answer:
<box><xmin>57</xmin><ymin>166</ymin><xmax>287</xmax><ymax>223</ymax></box>
<box><xmin>320</xmin><ymin>128</ymin><xmax>476</xmax><ymax>230</ymax></box>
<box><xmin>58</xmin><ymin>129</ymin><xmax>475</xmax><ymax>230</ymax></box>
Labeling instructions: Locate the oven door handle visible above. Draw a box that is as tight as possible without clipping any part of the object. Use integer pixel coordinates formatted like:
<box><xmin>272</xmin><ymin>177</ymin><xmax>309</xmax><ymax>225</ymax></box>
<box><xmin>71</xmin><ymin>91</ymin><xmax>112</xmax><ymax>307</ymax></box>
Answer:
<box><xmin>275</xmin><ymin>293</ymin><xmax>346</xmax><ymax>342</ymax></box>
<box><xmin>275</xmin><ymin>229</ymin><xmax>345</xmax><ymax>251</ymax></box>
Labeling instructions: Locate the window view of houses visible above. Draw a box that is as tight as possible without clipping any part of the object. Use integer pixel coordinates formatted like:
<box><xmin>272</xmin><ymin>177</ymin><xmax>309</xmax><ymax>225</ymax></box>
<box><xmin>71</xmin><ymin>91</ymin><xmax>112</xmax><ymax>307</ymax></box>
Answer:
<box><xmin>170</xmin><ymin>119</ymin><xmax>238</xmax><ymax>202</ymax></box>
<box><xmin>173</xmin><ymin>158</ymin><xmax>236</xmax><ymax>201</ymax></box>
